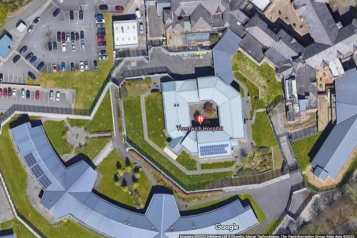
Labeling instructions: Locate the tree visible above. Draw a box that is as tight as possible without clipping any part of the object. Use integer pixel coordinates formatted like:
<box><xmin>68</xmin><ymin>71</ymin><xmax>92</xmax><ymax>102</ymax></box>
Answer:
<box><xmin>132</xmin><ymin>182</ymin><xmax>139</xmax><ymax>190</ymax></box>
<box><xmin>114</xmin><ymin>181</ymin><xmax>120</xmax><ymax>187</ymax></box>
<box><xmin>121</xmin><ymin>178</ymin><xmax>128</xmax><ymax>188</ymax></box>
<box><xmin>346</xmin><ymin>180</ymin><xmax>357</xmax><ymax>203</ymax></box>
<box><xmin>134</xmin><ymin>172</ymin><xmax>141</xmax><ymax>179</ymax></box>
<box><xmin>121</xmin><ymin>186</ymin><xmax>129</xmax><ymax>193</ymax></box>
<box><xmin>117</xmin><ymin>169</ymin><xmax>124</xmax><ymax>177</ymax></box>
<box><xmin>116</xmin><ymin>161</ymin><xmax>122</xmax><ymax>169</ymax></box>
<box><xmin>125</xmin><ymin>157</ymin><xmax>131</xmax><ymax>167</ymax></box>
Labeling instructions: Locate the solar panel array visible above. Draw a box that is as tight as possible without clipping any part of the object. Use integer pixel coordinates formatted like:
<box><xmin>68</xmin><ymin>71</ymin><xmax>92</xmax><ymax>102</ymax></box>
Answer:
<box><xmin>24</xmin><ymin>153</ymin><xmax>37</xmax><ymax>167</ymax></box>
<box><xmin>199</xmin><ymin>144</ymin><xmax>229</xmax><ymax>156</ymax></box>
<box><xmin>23</xmin><ymin>153</ymin><xmax>52</xmax><ymax>190</ymax></box>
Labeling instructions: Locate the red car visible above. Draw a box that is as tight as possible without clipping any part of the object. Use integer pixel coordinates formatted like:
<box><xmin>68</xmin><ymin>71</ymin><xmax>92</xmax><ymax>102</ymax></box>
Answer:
<box><xmin>115</xmin><ymin>6</ymin><xmax>124</xmax><ymax>12</ymax></box>
<box><xmin>35</xmin><ymin>90</ymin><xmax>40</xmax><ymax>100</ymax></box>
<box><xmin>97</xmin><ymin>37</ymin><xmax>106</xmax><ymax>42</ymax></box>
<box><xmin>61</xmin><ymin>32</ymin><xmax>65</xmax><ymax>42</ymax></box>
<box><xmin>3</xmin><ymin>88</ymin><xmax>7</xmax><ymax>97</ymax></box>
<box><xmin>0</xmin><ymin>88</ymin><xmax>2</xmax><ymax>96</ymax></box>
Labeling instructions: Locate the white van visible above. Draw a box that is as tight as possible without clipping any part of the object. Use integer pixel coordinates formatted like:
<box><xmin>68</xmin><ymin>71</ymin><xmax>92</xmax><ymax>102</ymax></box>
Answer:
<box><xmin>62</xmin><ymin>42</ymin><xmax>66</xmax><ymax>52</ymax></box>
<box><xmin>135</xmin><ymin>9</ymin><xmax>142</xmax><ymax>21</ymax></box>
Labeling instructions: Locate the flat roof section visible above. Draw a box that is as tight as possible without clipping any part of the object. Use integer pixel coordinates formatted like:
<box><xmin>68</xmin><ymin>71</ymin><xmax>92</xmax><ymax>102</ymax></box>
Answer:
<box><xmin>113</xmin><ymin>20</ymin><xmax>139</xmax><ymax>49</ymax></box>
<box><xmin>0</xmin><ymin>34</ymin><xmax>11</xmax><ymax>58</ymax></box>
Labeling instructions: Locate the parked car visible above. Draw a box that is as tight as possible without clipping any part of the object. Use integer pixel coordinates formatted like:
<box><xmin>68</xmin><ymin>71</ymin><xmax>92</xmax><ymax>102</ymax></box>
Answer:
<box><xmin>139</xmin><ymin>22</ymin><xmax>144</xmax><ymax>34</ymax></box>
<box><xmin>35</xmin><ymin>90</ymin><xmax>40</xmax><ymax>100</ymax></box>
<box><xmin>49</xmin><ymin>90</ymin><xmax>54</xmax><ymax>100</ymax></box>
<box><xmin>79</xmin><ymin>10</ymin><xmax>83</xmax><ymax>20</ymax></box>
<box><xmin>70</xmin><ymin>10</ymin><xmax>74</xmax><ymax>20</ymax></box>
<box><xmin>53</xmin><ymin>8</ymin><xmax>61</xmax><ymax>17</ymax></box>
<box><xmin>81</xmin><ymin>40</ymin><xmax>85</xmax><ymax>50</ymax></box>
<box><xmin>27</xmin><ymin>25</ymin><xmax>33</xmax><ymax>33</ymax></box>
<box><xmin>25</xmin><ymin>52</ymin><xmax>33</xmax><ymax>61</ymax></box>
<box><xmin>79</xmin><ymin>61</ymin><xmax>84</xmax><ymax>72</ymax></box>
<box><xmin>13</xmin><ymin>54</ymin><xmax>20</xmax><ymax>63</ymax></box>
<box><xmin>3</xmin><ymin>87</ymin><xmax>7</xmax><ymax>97</ymax></box>
<box><xmin>28</xmin><ymin>71</ymin><xmax>36</xmax><ymax>80</ymax></box>
<box><xmin>96</xmin><ymin>23</ymin><xmax>105</xmax><ymax>28</ymax></box>
<box><xmin>80</xmin><ymin>30</ymin><xmax>84</xmax><ymax>39</ymax></box>
<box><xmin>66</xmin><ymin>32</ymin><xmax>70</xmax><ymax>41</ymax></box>
<box><xmin>0</xmin><ymin>73</ymin><xmax>2</xmax><ymax>82</ymax></box>
<box><xmin>7</xmin><ymin>87</ymin><xmax>12</xmax><ymax>97</ymax></box>
<box><xmin>53</xmin><ymin>41</ymin><xmax>57</xmax><ymax>51</ymax></box>
<box><xmin>71</xmin><ymin>41</ymin><xmax>75</xmax><ymax>51</ymax></box>
<box><xmin>61</xmin><ymin>62</ymin><xmax>66</xmax><ymax>72</ymax></box>
<box><xmin>21</xmin><ymin>88</ymin><xmax>25</xmax><ymax>98</ymax></box>
<box><xmin>97</xmin><ymin>27</ymin><xmax>106</xmax><ymax>33</ymax></box>
<box><xmin>93</xmin><ymin>60</ymin><xmax>98</xmax><ymax>70</ymax></box>
<box><xmin>0</xmin><ymin>88</ymin><xmax>3</xmax><ymax>96</ymax></box>
<box><xmin>94</xmin><ymin>14</ymin><xmax>104</xmax><ymax>20</ymax></box>
<box><xmin>48</xmin><ymin>42</ymin><xmax>52</xmax><ymax>51</ymax></box>
<box><xmin>56</xmin><ymin>91</ymin><xmax>60</xmax><ymax>101</ymax></box>
<box><xmin>62</xmin><ymin>42</ymin><xmax>66</xmax><ymax>52</ymax></box>
<box><xmin>97</xmin><ymin>32</ymin><xmax>105</xmax><ymax>38</ymax></box>
<box><xmin>75</xmin><ymin>32</ymin><xmax>79</xmax><ymax>41</ymax></box>
<box><xmin>84</xmin><ymin>61</ymin><xmax>89</xmax><ymax>71</ymax></box>
<box><xmin>20</xmin><ymin>46</ymin><xmax>27</xmax><ymax>55</ymax></box>
<box><xmin>57</xmin><ymin>31</ymin><xmax>61</xmax><ymax>41</ymax></box>
<box><xmin>96</xmin><ymin>19</ymin><xmax>105</xmax><ymax>24</ymax></box>
<box><xmin>12</xmin><ymin>88</ymin><xmax>16</xmax><ymax>97</ymax></box>
<box><xmin>99</xmin><ymin>4</ymin><xmax>108</xmax><ymax>11</ymax></box>
<box><xmin>135</xmin><ymin>8</ymin><xmax>142</xmax><ymax>21</ymax></box>
<box><xmin>71</xmin><ymin>32</ymin><xmax>75</xmax><ymax>41</ymax></box>
<box><xmin>97</xmin><ymin>37</ymin><xmax>105</xmax><ymax>42</ymax></box>
<box><xmin>98</xmin><ymin>41</ymin><xmax>106</xmax><ymax>47</ymax></box>
<box><xmin>30</xmin><ymin>56</ymin><xmax>37</xmax><ymax>64</ymax></box>
<box><xmin>98</xmin><ymin>50</ymin><xmax>106</xmax><ymax>55</ymax></box>
<box><xmin>98</xmin><ymin>54</ymin><xmax>108</xmax><ymax>60</ymax></box>
<box><xmin>70</xmin><ymin>62</ymin><xmax>75</xmax><ymax>71</ymax></box>
<box><xmin>37</xmin><ymin>61</ymin><xmax>45</xmax><ymax>71</ymax></box>
<box><xmin>61</xmin><ymin>32</ymin><xmax>65</xmax><ymax>42</ymax></box>
<box><xmin>33</xmin><ymin>17</ymin><xmax>40</xmax><ymax>25</ymax></box>
<box><xmin>26</xmin><ymin>90</ymin><xmax>30</xmax><ymax>99</ymax></box>
<box><xmin>52</xmin><ymin>64</ymin><xmax>57</xmax><ymax>72</ymax></box>
<box><xmin>115</xmin><ymin>6</ymin><xmax>124</xmax><ymax>12</ymax></box>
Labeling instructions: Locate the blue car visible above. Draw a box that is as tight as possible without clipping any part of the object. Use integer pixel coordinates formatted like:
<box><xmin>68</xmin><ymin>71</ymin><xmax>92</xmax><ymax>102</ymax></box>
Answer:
<box><xmin>61</xmin><ymin>62</ymin><xmax>66</xmax><ymax>72</ymax></box>
<box><xmin>94</xmin><ymin>13</ymin><xmax>104</xmax><ymax>20</ymax></box>
<box><xmin>30</xmin><ymin>56</ymin><xmax>37</xmax><ymax>64</ymax></box>
<box><xmin>37</xmin><ymin>61</ymin><xmax>45</xmax><ymax>71</ymax></box>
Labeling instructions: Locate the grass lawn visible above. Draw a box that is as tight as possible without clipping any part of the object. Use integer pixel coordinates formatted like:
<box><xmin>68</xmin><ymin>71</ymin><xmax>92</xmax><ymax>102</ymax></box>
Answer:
<box><xmin>68</xmin><ymin>91</ymin><xmax>113</xmax><ymax>133</ymax></box>
<box><xmin>75</xmin><ymin>137</ymin><xmax>111</xmax><ymax>160</ymax></box>
<box><xmin>238</xmin><ymin>194</ymin><xmax>266</xmax><ymax>224</ymax></box>
<box><xmin>97</xmin><ymin>150</ymin><xmax>136</xmax><ymax>207</ymax></box>
<box><xmin>27</xmin><ymin>14</ymin><xmax>113</xmax><ymax>110</ymax></box>
<box><xmin>252</xmin><ymin>112</ymin><xmax>277</xmax><ymax>148</ymax></box>
<box><xmin>292</xmin><ymin>132</ymin><xmax>322</xmax><ymax>171</ymax></box>
<box><xmin>145</xmin><ymin>92</ymin><xmax>167</xmax><ymax>149</ymax></box>
<box><xmin>0</xmin><ymin>120</ymin><xmax>102</xmax><ymax>238</ymax></box>
<box><xmin>201</xmin><ymin>161</ymin><xmax>236</xmax><ymax>170</ymax></box>
<box><xmin>121</xmin><ymin>79</ymin><xmax>151</xmax><ymax>98</ymax></box>
<box><xmin>0</xmin><ymin>3</ymin><xmax>9</xmax><ymax>26</ymax></box>
<box><xmin>188</xmin><ymin>198</ymin><xmax>227</xmax><ymax>210</ymax></box>
<box><xmin>232</xmin><ymin>52</ymin><xmax>283</xmax><ymax>107</ymax></box>
<box><xmin>124</xmin><ymin>96</ymin><xmax>233</xmax><ymax>190</ymax></box>
<box><xmin>176</xmin><ymin>151</ymin><xmax>197</xmax><ymax>171</ymax></box>
<box><xmin>43</xmin><ymin>120</ymin><xmax>72</xmax><ymax>155</ymax></box>
<box><xmin>0</xmin><ymin>219</ymin><xmax>36</xmax><ymax>238</ymax></box>
<box><xmin>262</xmin><ymin>217</ymin><xmax>283</xmax><ymax>234</ymax></box>
<box><xmin>234</xmin><ymin>72</ymin><xmax>265</xmax><ymax>119</ymax></box>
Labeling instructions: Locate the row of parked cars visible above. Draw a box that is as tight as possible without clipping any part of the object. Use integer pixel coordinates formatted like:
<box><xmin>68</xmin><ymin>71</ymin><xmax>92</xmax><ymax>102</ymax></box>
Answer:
<box><xmin>53</xmin><ymin>60</ymin><xmax>97</xmax><ymax>72</ymax></box>
<box><xmin>0</xmin><ymin>87</ymin><xmax>40</xmax><ymax>100</ymax></box>
<box><xmin>19</xmin><ymin>46</ymin><xmax>45</xmax><ymax>71</ymax></box>
<box><xmin>50</xmin><ymin>31</ymin><xmax>85</xmax><ymax>52</ymax></box>
<box><xmin>95</xmin><ymin>14</ymin><xmax>106</xmax><ymax>47</ymax></box>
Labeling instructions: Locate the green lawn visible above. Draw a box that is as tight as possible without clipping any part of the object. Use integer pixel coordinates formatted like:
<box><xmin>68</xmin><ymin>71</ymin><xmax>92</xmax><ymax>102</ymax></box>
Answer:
<box><xmin>97</xmin><ymin>150</ymin><xmax>136</xmax><ymax>207</ymax></box>
<box><xmin>292</xmin><ymin>132</ymin><xmax>322</xmax><ymax>171</ymax></box>
<box><xmin>201</xmin><ymin>161</ymin><xmax>236</xmax><ymax>170</ymax></box>
<box><xmin>68</xmin><ymin>91</ymin><xmax>113</xmax><ymax>133</ymax></box>
<box><xmin>252</xmin><ymin>112</ymin><xmax>277</xmax><ymax>148</ymax></box>
<box><xmin>234</xmin><ymin>72</ymin><xmax>264</xmax><ymax>119</ymax></box>
<box><xmin>27</xmin><ymin>14</ymin><xmax>114</xmax><ymax>110</ymax></box>
<box><xmin>124</xmin><ymin>96</ymin><xmax>233</xmax><ymax>190</ymax></box>
<box><xmin>43</xmin><ymin>120</ymin><xmax>72</xmax><ymax>155</ymax></box>
<box><xmin>121</xmin><ymin>79</ymin><xmax>151</xmax><ymax>98</ymax></box>
<box><xmin>176</xmin><ymin>151</ymin><xmax>197</xmax><ymax>171</ymax></box>
<box><xmin>0</xmin><ymin>120</ymin><xmax>102</xmax><ymax>238</ymax></box>
<box><xmin>145</xmin><ymin>93</ymin><xmax>167</xmax><ymax>149</ymax></box>
<box><xmin>0</xmin><ymin>3</ymin><xmax>9</xmax><ymax>26</ymax></box>
<box><xmin>0</xmin><ymin>219</ymin><xmax>35</xmax><ymax>238</ymax></box>
<box><xmin>75</xmin><ymin>137</ymin><xmax>111</xmax><ymax>160</ymax></box>
<box><xmin>239</xmin><ymin>194</ymin><xmax>266</xmax><ymax>223</ymax></box>
<box><xmin>232</xmin><ymin>52</ymin><xmax>283</xmax><ymax>107</ymax></box>
<box><xmin>188</xmin><ymin>198</ymin><xmax>226</xmax><ymax>210</ymax></box>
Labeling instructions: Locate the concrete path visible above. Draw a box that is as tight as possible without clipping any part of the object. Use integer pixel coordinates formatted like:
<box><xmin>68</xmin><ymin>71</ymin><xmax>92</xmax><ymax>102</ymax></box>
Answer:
<box><xmin>0</xmin><ymin>183</ymin><xmax>13</xmax><ymax>223</ymax></box>
<box><xmin>93</xmin><ymin>139</ymin><xmax>115</xmax><ymax>166</ymax></box>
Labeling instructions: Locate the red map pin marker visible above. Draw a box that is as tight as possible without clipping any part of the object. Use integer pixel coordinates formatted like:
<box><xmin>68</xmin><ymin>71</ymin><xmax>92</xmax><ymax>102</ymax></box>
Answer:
<box><xmin>197</xmin><ymin>115</ymin><xmax>204</xmax><ymax>125</ymax></box>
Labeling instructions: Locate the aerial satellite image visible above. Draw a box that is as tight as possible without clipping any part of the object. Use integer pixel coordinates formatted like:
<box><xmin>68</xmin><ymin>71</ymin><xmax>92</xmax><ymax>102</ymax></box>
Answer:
<box><xmin>0</xmin><ymin>0</ymin><xmax>357</xmax><ymax>237</ymax></box>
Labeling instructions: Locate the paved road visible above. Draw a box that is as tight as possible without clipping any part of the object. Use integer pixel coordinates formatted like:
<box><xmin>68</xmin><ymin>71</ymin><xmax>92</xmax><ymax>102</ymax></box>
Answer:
<box><xmin>0</xmin><ymin>183</ymin><xmax>13</xmax><ymax>223</ymax></box>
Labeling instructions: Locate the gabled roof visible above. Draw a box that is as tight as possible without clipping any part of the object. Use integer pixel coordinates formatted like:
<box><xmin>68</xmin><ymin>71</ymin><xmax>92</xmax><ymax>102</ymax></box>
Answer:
<box><xmin>245</xmin><ymin>14</ymin><xmax>278</xmax><ymax>47</ymax></box>
<box><xmin>311</xmin><ymin>69</ymin><xmax>357</xmax><ymax>180</ymax></box>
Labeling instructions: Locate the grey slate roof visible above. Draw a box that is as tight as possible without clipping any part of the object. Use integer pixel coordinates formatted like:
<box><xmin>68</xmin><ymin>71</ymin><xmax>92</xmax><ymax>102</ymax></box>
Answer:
<box><xmin>239</xmin><ymin>34</ymin><xmax>265</xmax><ymax>62</ymax></box>
<box><xmin>244</xmin><ymin>14</ymin><xmax>278</xmax><ymax>48</ymax></box>
<box><xmin>311</xmin><ymin>69</ymin><xmax>357</xmax><ymax>180</ymax></box>
<box><xmin>11</xmin><ymin>122</ymin><xmax>258</xmax><ymax>238</ymax></box>
<box><xmin>213</xmin><ymin>29</ymin><xmax>242</xmax><ymax>84</ymax></box>
<box><xmin>0</xmin><ymin>234</ymin><xmax>16</xmax><ymax>238</ymax></box>
<box><xmin>294</xmin><ymin>0</ymin><xmax>338</xmax><ymax>46</ymax></box>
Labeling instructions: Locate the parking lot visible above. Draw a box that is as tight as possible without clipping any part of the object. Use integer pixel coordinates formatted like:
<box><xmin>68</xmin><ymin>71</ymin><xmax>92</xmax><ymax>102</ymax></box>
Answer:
<box><xmin>0</xmin><ymin>84</ymin><xmax>75</xmax><ymax>113</ymax></box>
